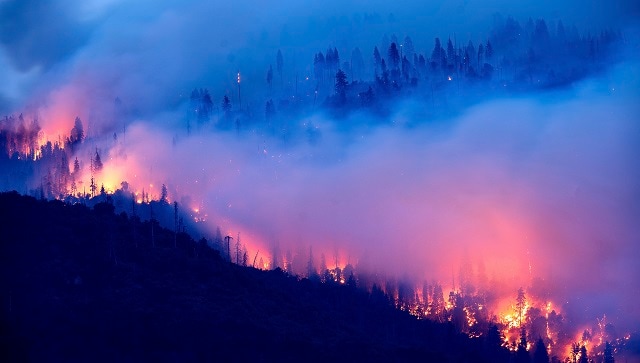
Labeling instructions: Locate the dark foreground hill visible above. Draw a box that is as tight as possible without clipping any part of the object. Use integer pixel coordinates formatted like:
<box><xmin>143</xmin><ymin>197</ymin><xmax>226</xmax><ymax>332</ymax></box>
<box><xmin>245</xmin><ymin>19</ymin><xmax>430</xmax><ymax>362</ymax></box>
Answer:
<box><xmin>0</xmin><ymin>192</ymin><xmax>503</xmax><ymax>362</ymax></box>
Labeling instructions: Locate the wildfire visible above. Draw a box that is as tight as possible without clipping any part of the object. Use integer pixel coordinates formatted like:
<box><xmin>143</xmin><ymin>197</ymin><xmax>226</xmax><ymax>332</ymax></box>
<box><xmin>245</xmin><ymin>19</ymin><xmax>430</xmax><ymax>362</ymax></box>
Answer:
<box><xmin>464</xmin><ymin>306</ymin><xmax>477</xmax><ymax>327</ymax></box>
<box><xmin>2</xmin><ymin>111</ymin><xmax>635</xmax><ymax>363</ymax></box>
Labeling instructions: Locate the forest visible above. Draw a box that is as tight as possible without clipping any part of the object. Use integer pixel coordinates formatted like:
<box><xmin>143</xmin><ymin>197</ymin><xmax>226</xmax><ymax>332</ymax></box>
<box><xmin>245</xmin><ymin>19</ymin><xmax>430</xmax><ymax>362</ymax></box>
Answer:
<box><xmin>0</xmin><ymin>12</ymin><xmax>638</xmax><ymax>362</ymax></box>
<box><xmin>0</xmin><ymin>15</ymin><xmax>626</xmax><ymax>197</ymax></box>
<box><xmin>0</xmin><ymin>192</ymin><xmax>636</xmax><ymax>361</ymax></box>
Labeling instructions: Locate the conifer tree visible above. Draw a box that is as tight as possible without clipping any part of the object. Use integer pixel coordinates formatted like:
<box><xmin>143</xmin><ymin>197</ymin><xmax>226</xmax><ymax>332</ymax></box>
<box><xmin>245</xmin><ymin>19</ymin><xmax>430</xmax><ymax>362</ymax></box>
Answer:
<box><xmin>266</xmin><ymin>64</ymin><xmax>273</xmax><ymax>89</ymax></box>
<box><xmin>334</xmin><ymin>69</ymin><xmax>348</xmax><ymax>105</ymax></box>
<box><xmin>532</xmin><ymin>337</ymin><xmax>549</xmax><ymax>363</ymax></box>
<box><xmin>373</xmin><ymin>46</ymin><xmax>382</xmax><ymax>75</ymax></box>
<box><xmin>93</xmin><ymin>149</ymin><xmax>103</xmax><ymax>172</ymax></box>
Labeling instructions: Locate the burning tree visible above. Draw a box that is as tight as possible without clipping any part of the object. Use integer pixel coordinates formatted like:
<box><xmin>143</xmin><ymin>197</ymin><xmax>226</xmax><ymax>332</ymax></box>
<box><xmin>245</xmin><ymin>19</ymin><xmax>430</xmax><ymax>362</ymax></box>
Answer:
<box><xmin>516</xmin><ymin>287</ymin><xmax>527</xmax><ymax>327</ymax></box>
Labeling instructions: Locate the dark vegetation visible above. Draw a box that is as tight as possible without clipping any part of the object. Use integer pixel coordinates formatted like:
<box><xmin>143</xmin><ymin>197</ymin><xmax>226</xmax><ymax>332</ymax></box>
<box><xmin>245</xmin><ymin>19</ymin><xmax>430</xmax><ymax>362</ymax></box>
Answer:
<box><xmin>1</xmin><ymin>191</ymin><xmax>514</xmax><ymax>362</ymax></box>
<box><xmin>0</xmin><ymin>15</ymin><xmax>636</xmax><ymax>362</ymax></box>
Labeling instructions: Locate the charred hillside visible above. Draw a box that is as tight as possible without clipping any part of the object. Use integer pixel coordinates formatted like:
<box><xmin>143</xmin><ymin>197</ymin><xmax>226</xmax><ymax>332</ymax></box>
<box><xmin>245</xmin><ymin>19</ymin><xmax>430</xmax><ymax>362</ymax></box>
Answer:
<box><xmin>0</xmin><ymin>191</ymin><xmax>506</xmax><ymax>362</ymax></box>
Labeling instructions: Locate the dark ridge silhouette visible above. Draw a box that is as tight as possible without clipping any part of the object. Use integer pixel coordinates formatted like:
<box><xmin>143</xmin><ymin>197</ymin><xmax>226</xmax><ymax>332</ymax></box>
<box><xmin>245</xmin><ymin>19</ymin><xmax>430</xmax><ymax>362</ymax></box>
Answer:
<box><xmin>0</xmin><ymin>191</ymin><xmax>509</xmax><ymax>362</ymax></box>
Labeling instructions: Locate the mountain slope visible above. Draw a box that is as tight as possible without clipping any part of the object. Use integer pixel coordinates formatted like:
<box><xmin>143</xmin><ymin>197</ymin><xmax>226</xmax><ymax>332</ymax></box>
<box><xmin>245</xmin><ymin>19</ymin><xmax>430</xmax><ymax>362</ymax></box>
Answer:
<box><xmin>0</xmin><ymin>192</ymin><xmax>498</xmax><ymax>362</ymax></box>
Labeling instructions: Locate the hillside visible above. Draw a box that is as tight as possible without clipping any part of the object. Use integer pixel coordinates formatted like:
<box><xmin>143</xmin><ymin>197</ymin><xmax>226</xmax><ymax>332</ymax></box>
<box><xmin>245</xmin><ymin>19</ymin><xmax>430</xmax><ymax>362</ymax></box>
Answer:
<box><xmin>0</xmin><ymin>191</ymin><xmax>506</xmax><ymax>362</ymax></box>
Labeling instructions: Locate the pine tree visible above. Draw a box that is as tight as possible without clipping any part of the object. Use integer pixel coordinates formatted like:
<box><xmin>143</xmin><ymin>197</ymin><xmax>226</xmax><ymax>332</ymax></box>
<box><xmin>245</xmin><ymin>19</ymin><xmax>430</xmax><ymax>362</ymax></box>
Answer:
<box><xmin>578</xmin><ymin>345</ymin><xmax>589</xmax><ymax>363</ymax></box>
<box><xmin>477</xmin><ymin>43</ymin><xmax>485</xmax><ymax>69</ymax></box>
<box><xmin>516</xmin><ymin>287</ymin><xmax>527</xmax><ymax>326</ymax></box>
<box><xmin>334</xmin><ymin>69</ymin><xmax>348</xmax><ymax>105</ymax></box>
<box><xmin>373</xmin><ymin>46</ymin><xmax>382</xmax><ymax>75</ymax></box>
<box><xmin>388</xmin><ymin>42</ymin><xmax>400</xmax><ymax>70</ymax></box>
<box><xmin>70</xmin><ymin>179</ymin><xmax>77</xmax><ymax>196</ymax></box>
<box><xmin>200</xmin><ymin>89</ymin><xmax>213</xmax><ymax>122</ymax></box>
<box><xmin>313</xmin><ymin>52</ymin><xmax>325</xmax><ymax>83</ymax></box>
<box><xmin>431</xmin><ymin>284</ymin><xmax>445</xmax><ymax>321</ymax></box>
<box><xmin>447</xmin><ymin>38</ymin><xmax>455</xmax><ymax>68</ymax></box>
<box><xmin>431</xmin><ymin>38</ymin><xmax>443</xmax><ymax>67</ymax></box>
<box><xmin>221</xmin><ymin>95</ymin><xmax>232</xmax><ymax>117</ymax></box>
<box><xmin>235</xmin><ymin>233</ymin><xmax>241</xmax><ymax>265</ymax></box>
<box><xmin>516</xmin><ymin>327</ymin><xmax>530</xmax><ymax>363</ymax></box>
<box><xmin>94</xmin><ymin>149</ymin><xmax>103</xmax><ymax>172</ymax></box>
<box><xmin>486</xmin><ymin>325</ymin><xmax>505</xmax><ymax>362</ymax></box>
<box><xmin>306</xmin><ymin>246</ymin><xmax>316</xmax><ymax>279</ymax></box>
<box><xmin>90</xmin><ymin>176</ymin><xmax>96</xmax><ymax>197</ymax></box>
<box><xmin>160</xmin><ymin>184</ymin><xmax>168</xmax><ymax>203</ymax></box>
<box><xmin>69</xmin><ymin>117</ymin><xmax>84</xmax><ymax>147</ymax></box>
<box><xmin>532</xmin><ymin>338</ymin><xmax>549</xmax><ymax>363</ymax></box>
<box><xmin>266</xmin><ymin>64</ymin><xmax>273</xmax><ymax>89</ymax></box>
<box><xmin>486</xmin><ymin>40</ymin><xmax>494</xmax><ymax>60</ymax></box>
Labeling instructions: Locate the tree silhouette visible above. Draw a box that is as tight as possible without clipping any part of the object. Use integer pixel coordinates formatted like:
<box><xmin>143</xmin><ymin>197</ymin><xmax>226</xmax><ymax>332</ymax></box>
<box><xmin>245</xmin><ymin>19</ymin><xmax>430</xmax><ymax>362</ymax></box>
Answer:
<box><xmin>89</xmin><ymin>176</ymin><xmax>96</xmax><ymax>197</ymax></box>
<box><xmin>68</xmin><ymin>117</ymin><xmax>84</xmax><ymax>148</ymax></box>
<box><xmin>431</xmin><ymin>283</ymin><xmax>445</xmax><ymax>321</ymax></box>
<box><xmin>334</xmin><ymin>69</ymin><xmax>348</xmax><ymax>105</ymax></box>
<box><xmin>486</xmin><ymin>40</ymin><xmax>493</xmax><ymax>61</ymax></box>
<box><xmin>266</xmin><ymin>64</ymin><xmax>273</xmax><ymax>90</ymax></box>
<box><xmin>387</xmin><ymin>42</ymin><xmax>400</xmax><ymax>70</ymax></box>
<box><xmin>447</xmin><ymin>38</ymin><xmax>455</xmax><ymax>69</ymax></box>
<box><xmin>313</xmin><ymin>52</ymin><xmax>325</xmax><ymax>83</ymax></box>
<box><xmin>200</xmin><ymin>89</ymin><xmax>213</xmax><ymax>122</ymax></box>
<box><xmin>222</xmin><ymin>95</ymin><xmax>232</xmax><ymax>117</ymax></box>
<box><xmin>578</xmin><ymin>345</ymin><xmax>589</xmax><ymax>363</ymax></box>
<box><xmin>516</xmin><ymin>327</ymin><xmax>530</xmax><ymax>363</ymax></box>
<box><xmin>532</xmin><ymin>337</ymin><xmax>549</xmax><ymax>363</ymax></box>
<box><xmin>93</xmin><ymin>149</ymin><xmax>103</xmax><ymax>172</ymax></box>
<box><xmin>373</xmin><ymin>46</ymin><xmax>382</xmax><ymax>76</ymax></box>
<box><xmin>160</xmin><ymin>184</ymin><xmax>168</xmax><ymax>203</ymax></box>
<box><xmin>306</xmin><ymin>246</ymin><xmax>316</xmax><ymax>279</ymax></box>
<box><xmin>430</xmin><ymin>38</ymin><xmax>445</xmax><ymax>70</ymax></box>
<box><xmin>516</xmin><ymin>287</ymin><xmax>527</xmax><ymax>326</ymax></box>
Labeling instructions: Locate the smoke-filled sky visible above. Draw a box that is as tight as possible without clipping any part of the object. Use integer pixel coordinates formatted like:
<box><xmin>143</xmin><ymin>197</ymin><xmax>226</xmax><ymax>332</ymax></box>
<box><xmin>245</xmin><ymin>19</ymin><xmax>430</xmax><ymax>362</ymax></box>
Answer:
<box><xmin>2</xmin><ymin>0</ymin><xmax>639</xmax><ymax>111</ymax></box>
<box><xmin>1</xmin><ymin>0</ymin><xmax>640</xmax><ymax>331</ymax></box>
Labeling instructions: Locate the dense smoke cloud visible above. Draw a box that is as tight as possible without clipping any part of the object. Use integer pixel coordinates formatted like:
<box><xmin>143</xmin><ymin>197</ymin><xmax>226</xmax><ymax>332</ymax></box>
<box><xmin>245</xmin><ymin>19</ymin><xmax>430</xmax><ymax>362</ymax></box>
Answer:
<box><xmin>104</xmin><ymin>62</ymin><xmax>640</xmax><ymax>330</ymax></box>
<box><xmin>1</xmin><ymin>0</ymin><xmax>639</xmax><ymax>333</ymax></box>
